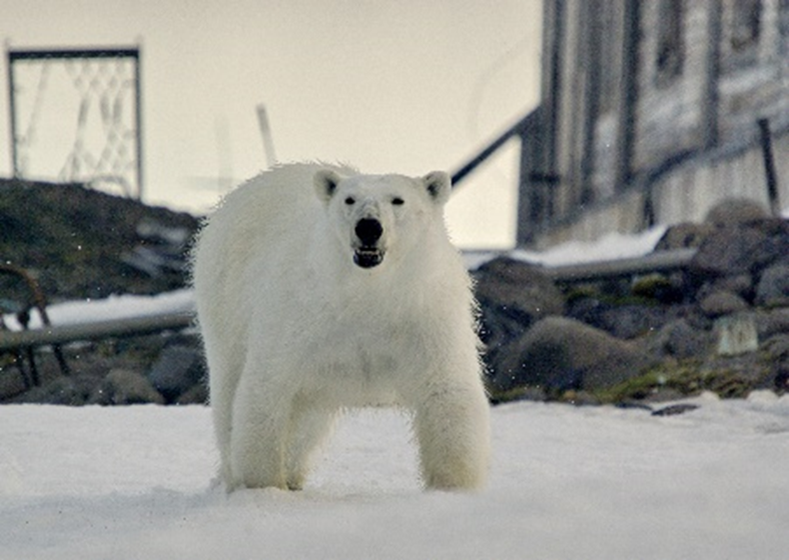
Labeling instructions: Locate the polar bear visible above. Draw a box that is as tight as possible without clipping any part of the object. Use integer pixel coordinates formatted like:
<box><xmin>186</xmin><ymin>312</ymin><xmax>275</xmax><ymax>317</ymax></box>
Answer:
<box><xmin>192</xmin><ymin>163</ymin><xmax>490</xmax><ymax>491</ymax></box>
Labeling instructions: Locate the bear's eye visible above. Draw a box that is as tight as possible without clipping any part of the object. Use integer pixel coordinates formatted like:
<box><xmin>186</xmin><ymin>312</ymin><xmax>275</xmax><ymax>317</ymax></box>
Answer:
<box><xmin>392</xmin><ymin>197</ymin><xmax>405</xmax><ymax>206</ymax></box>
<box><xmin>344</xmin><ymin>196</ymin><xmax>355</xmax><ymax>205</ymax></box>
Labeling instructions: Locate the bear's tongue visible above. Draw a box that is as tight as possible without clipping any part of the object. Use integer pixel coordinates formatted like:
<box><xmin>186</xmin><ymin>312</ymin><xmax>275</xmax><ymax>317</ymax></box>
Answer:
<box><xmin>354</xmin><ymin>248</ymin><xmax>384</xmax><ymax>269</ymax></box>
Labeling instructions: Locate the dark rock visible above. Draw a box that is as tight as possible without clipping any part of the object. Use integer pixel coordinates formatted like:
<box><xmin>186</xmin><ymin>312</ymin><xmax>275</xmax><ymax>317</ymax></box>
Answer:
<box><xmin>744</xmin><ymin>221</ymin><xmax>789</xmax><ymax>274</ymax></box>
<box><xmin>762</xmin><ymin>334</ymin><xmax>789</xmax><ymax>363</ymax></box>
<box><xmin>774</xmin><ymin>363</ymin><xmax>789</xmax><ymax>393</ymax></box>
<box><xmin>651</xmin><ymin>403</ymin><xmax>699</xmax><ymax>416</ymax></box>
<box><xmin>175</xmin><ymin>382</ymin><xmax>209</xmax><ymax>405</ymax></box>
<box><xmin>654</xmin><ymin>222</ymin><xmax>714</xmax><ymax>251</ymax></box>
<box><xmin>704</xmin><ymin>273</ymin><xmax>754</xmax><ymax>301</ymax></box>
<box><xmin>698</xmin><ymin>290</ymin><xmax>749</xmax><ymax>318</ymax></box>
<box><xmin>756</xmin><ymin>308</ymin><xmax>789</xmax><ymax>339</ymax></box>
<box><xmin>689</xmin><ymin>225</ymin><xmax>767</xmax><ymax>278</ymax></box>
<box><xmin>703</xmin><ymin>198</ymin><xmax>769</xmax><ymax>228</ymax></box>
<box><xmin>648</xmin><ymin>318</ymin><xmax>714</xmax><ymax>359</ymax></box>
<box><xmin>567</xmin><ymin>296</ymin><xmax>669</xmax><ymax>339</ymax></box>
<box><xmin>756</xmin><ymin>263</ymin><xmax>789</xmax><ymax>307</ymax></box>
<box><xmin>0</xmin><ymin>365</ymin><xmax>29</xmax><ymax>400</ymax></box>
<box><xmin>475</xmin><ymin>257</ymin><xmax>565</xmax><ymax>355</ymax></box>
<box><xmin>147</xmin><ymin>344</ymin><xmax>206</xmax><ymax>403</ymax></box>
<box><xmin>14</xmin><ymin>375</ymin><xmax>100</xmax><ymax>405</ymax></box>
<box><xmin>89</xmin><ymin>369</ymin><xmax>165</xmax><ymax>405</ymax></box>
<box><xmin>631</xmin><ymin>273</ymin><xmax>686</xmax><ymax>304</ymax></box>
<box><xmin>488</xmin><ymin>316</ymin><xmax>653</xmax><ymax>395</ymax></box>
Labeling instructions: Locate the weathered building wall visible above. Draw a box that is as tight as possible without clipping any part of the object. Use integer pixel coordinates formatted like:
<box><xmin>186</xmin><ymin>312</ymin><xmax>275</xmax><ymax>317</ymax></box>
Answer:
<box><xmin>520</xmin><ymin>0</ymin><xmax>789</xmax><ymax>247</ymax></box>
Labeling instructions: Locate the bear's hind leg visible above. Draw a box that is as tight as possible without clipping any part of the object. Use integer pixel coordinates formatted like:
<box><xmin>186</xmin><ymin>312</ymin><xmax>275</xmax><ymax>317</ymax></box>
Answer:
<box><xmin>285</xmin><ymin>405</ymin><xmax>338</xmax><ymax>490</ymax></box>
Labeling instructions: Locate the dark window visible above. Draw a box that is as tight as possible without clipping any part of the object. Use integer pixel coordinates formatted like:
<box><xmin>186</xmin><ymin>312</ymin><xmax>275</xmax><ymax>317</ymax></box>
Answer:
<box><xmin>780</xmin><ymin>0</ymin><xmax>789</xmax><ymax>53</ymax></box>
<box><xmin>656</xmin><ymin>0</ymin><xmax>685</xmax><ymax>86</ymax></box>
<box><xmin>731</xmin><ymin>0</ymin><xmax>761</xmax><ymax>51</ymax></box>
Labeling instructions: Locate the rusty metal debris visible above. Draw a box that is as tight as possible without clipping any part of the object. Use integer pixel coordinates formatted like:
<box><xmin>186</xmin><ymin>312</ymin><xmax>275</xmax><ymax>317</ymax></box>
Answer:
<box><xmin>0</xmin><ymin>263</ymin><xmax>70</xmax><ymax>387</ymax></box>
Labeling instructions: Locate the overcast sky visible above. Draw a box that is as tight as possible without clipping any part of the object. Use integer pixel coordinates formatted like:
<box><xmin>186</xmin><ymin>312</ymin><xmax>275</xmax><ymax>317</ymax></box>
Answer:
<box><xmin>0</xmin><ymin>0</ymin><xmax>541</xmax><ymax>248</ymax></box>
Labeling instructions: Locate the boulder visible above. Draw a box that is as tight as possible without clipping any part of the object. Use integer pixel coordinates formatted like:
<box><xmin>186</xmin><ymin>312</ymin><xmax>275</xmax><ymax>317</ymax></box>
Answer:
<box><xmin>648</xmin><ymin>318</ymin><xmax>714</xmax><ymax>359</ymax></box>
<box><xmin>474</xmin><ymin>257</ymin><xmax>565</xmax><ymax>355</ymax></box>
<box><xmin>689</xmin><ymin>224</ymin><xmax>767</xmax><ymax>278</ymax></box>
<box><xmin>89</xmin><ymin>369</ymin><xmax>165</xmax><ymax>405</ymax></box>
<box><xmin>14</xmin><ymin>375</ymin><xmax>100</xmax><ymax>406</ymax></box>
<box><xmin>756</xmin><ymin>263</ymin><xmax>789</xmax><ymax>307</ymax></box>
<box><xmin>566</xmin><ymin>296</ymin><xmax>669</xmax><ymax>339</ymax></box>
<box><xmin>698</xmin><ymin>290</ymin><xmax>749</xmax><ymax>319</ymax></box>
<box><xmin>488</xmin><ymin>316</ymin><xmax>653</xmax><ymax>394</ymax></box>
<box><xmin>703</xmin><ymin>198</ymin><xmax>769</xmax><ymax>228</ymax></box>
<box><xmin>176</xmin><ymin>382</ymin><xmax>209</xmax><ymax>405</ymax></box>
<box><xmin>147</xmin><ymin>344</ymin><xmax>206</xmax><ymax>403</ymax></box>
<box><xmin>654</xmin><ymin>222</ymin><xmax>713</xmax><ymax>251</ymax></box>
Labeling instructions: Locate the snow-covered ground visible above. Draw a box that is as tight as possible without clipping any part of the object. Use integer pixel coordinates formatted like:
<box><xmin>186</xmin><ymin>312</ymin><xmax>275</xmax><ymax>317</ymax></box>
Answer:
<box><xmin>2</xmin><ymin>393</ymin><xmax>788</xmax><ymax>559</ymax></box>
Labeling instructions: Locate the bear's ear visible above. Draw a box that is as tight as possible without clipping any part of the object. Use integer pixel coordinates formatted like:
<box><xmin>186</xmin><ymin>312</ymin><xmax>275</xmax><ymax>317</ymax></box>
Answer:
<box><xmin>314</xmin><ymin>169</ymin><xmax>343</xmax><ymax>204</ymax></box>
<box><xmin>422</xmin><ymin>171</ymin><xmax>451</xmax><ymax>206</ymax></box>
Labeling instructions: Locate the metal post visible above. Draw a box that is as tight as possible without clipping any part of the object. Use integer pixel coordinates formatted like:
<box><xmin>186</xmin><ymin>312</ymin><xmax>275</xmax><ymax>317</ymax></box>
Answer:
<box><xmin>6</xmin><ymin>46</ymin><xmax>20</xmax><ymax>178</ymax></box>
<box><xmin>256</xmin><ymin>104</ymin><xmax>277</xmax><ymax>168</ymax></box>
<box><xmin>134</xmin><ymin>45</ymin><xmax>144</xmax><ymax>200</ymax></box>
<box><xmin>757</xmin><ymin>118</ymin><xmax>781</xmax><ymax>217</ymax></box>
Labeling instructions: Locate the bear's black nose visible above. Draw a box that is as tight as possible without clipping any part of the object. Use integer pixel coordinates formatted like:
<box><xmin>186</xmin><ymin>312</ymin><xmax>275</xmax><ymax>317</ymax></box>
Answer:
<box><xmin>355</xmin><ymin>218</ymin><xmax>383</xmax><ymax>245</ymax></box>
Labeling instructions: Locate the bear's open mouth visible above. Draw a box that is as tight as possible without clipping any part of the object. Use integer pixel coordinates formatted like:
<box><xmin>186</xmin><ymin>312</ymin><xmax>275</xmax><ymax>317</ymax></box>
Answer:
<box><xmin>354</xmin><ymin>248</ymin><xmax>384</xmax><ymax>268</ymax></box>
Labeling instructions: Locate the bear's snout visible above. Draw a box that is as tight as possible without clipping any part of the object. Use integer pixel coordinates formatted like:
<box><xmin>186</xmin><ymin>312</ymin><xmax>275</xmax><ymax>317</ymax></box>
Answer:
<box><xmin>355</xmin><ymin>218</ymin><xmax>383</xmax><ymax>246</ymax></box>
<box><xmin>353</xmin><ymin>218</ymin><xmax>385</xmax><ymax>268</ymax></box>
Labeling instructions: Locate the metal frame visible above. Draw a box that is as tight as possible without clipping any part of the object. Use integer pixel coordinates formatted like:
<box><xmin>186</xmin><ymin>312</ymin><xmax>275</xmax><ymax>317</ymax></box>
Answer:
<box><xmin>6</xmin><ymin>46</ymin><xmax>143</xmax><ymax>199</ymax></box>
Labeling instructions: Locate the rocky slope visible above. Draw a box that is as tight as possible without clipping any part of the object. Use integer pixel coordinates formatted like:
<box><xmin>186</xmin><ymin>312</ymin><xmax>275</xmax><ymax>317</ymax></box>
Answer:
<box><xmin>477</xmin><ymin>198</ymin><xmax>789</xmax><ymax>406</ymax></box>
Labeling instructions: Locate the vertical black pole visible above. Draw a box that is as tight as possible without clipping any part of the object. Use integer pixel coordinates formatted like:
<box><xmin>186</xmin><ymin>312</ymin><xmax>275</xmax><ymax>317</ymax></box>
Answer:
<box><xmin>134</xmin><ymin>45</ymin><xmax>143</xmax><ymax>200</ymax></box>
<box><xmin>617</xmin><ymin>0</ymin><xmax>640</xmax><ymax>191</ymax></box>
<box><xmin>7</xmin><ymin>48</ymin><xmax>20</xmax><ymax>178</ymax></box>
<box><xmin>757</xmin><ymin>118</ymin><xmax>781</xmax><ymax>217</ymax></box>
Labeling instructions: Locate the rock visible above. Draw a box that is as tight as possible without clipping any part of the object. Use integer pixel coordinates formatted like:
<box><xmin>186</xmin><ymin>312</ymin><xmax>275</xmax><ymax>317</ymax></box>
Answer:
<box><xmin>698</xmin><ymin>290</ymin><xmax>749</xmax><ymax>318</ymax></box>
<box><xmin>654</xmin><ymin>222</ymin><xmax>714</xmax><ymax>251</ymax></box>
<box><xmin>0</xmin><ymin>365</ymin><xmax>29</xmax><ymax>400</ymax></box>
<box><xmin>756</xmin><ymin>263</ymin><xmax>789</xmax><ymax>307</ymax></box>
<box><xmin>631</xmin><ymin>273</ymin><xmax>686</xmax><ymax>304</ymax></box>
<box><xmin>488</xmin><ymin>316</ymin><xmax>653</xmax><ymax>395</ymax></box>
<box><xmin>703</xmin><ymin>198</ymin><xmax>769</xmax><ymax>228</ymax></box>
<box><xmin>648</xmin><ymin>318</ymin><xmax>714</xmax><ymax>359</ymax></box>
<box><xmin>714</xmin><ymin>313</ymin><xmax>759</xmax><ymax>356</ymax></box>
<box><xmin>14</xmin><ymin>375</ymin><xmax>100</xmax><ymax>406</ymax></box>
<box><xmin>175</xmin><ymin>382</ymin><xmax>209</xmax><ymax>405</ymax></box>
<box><xmin>651</xmin><ymin>403</ymin><xmax>699</xmax><ymax>416</ymax></box>
<box><xmin>147</xmin><ymin>344</ymin><xmax>206</xmax><ymax>403</ymax></box>
<box><xmin>747</xmin><ymin>221</ymin><xmax>789</xmax><ymax>274</ymax></box>
<box><xmin>566</xmin><ymin>297</ymin><xmax>669</xmax><ymax>339</ymax></box>
<box><xmin>689</xmin><ymin>224</ymin><xmax>767</xmax><ymax>278</ymax></box>
<box><xmin>474</xmin><ymin>257</ymin><xmax>565</xmax><ymax>355</ymax></box>
<box><xmin>704</xmin><ymin>273</ymin><xmax>753</xmax><ymax>300</ymax></box>
<box><xmin>756</xmin><ymin>308</ymin><xmax>789</xmax><ymax>339</ymax></box>
<box><xmin>762</xmin><ymin>334</ymin><xmax>789</xmax><ymax>363</ymax></box>
<box><xmin>89</xmin><ymin>369</ymin><xmax>165</xmax><ymax>405</ymax></box>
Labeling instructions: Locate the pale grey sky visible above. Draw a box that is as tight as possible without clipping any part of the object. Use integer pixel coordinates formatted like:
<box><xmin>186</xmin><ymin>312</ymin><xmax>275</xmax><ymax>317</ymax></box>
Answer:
<box><xmin>1</xmin><ymin>0</ymin><xmax>541</xmax><ymax>247</ymax></box>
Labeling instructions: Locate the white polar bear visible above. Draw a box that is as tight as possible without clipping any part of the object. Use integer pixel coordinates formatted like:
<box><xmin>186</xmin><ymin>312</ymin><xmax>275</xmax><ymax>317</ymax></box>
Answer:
<box><xmin>192</xmin><ymin>162</ymin><xmax>490</xmax><ymax>491</ymax></box>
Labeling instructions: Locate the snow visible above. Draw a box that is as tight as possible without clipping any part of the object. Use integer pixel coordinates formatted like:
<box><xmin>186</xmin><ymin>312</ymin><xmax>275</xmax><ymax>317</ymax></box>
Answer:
<box><xmin>3</xmin><ymin>289</ymin><xmax>195</xmax><ymax>331</ymax></box>
<box><xmin>2</xmin><ymin>393</ymin><xmax>789</xmax><ymax>559</ymax></box>
<box><xmin>464</xmin><ymin>226</ymin><xmax>667</xmax><ymax>270</ymax></box>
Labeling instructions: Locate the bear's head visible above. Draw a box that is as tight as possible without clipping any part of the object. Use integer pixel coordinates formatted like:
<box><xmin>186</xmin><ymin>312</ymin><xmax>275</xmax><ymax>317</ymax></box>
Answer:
<box><xmin>314</xmin><ymin>169</ymin><xmax>451</xmax><ymax>269</ymax></box>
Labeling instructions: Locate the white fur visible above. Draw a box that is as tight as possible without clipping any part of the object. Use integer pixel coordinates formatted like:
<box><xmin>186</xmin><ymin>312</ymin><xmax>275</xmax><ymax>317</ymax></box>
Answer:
<box><xmin>192</xmin><ymin>162</ymin><xmax>490</xmax><ymax>491</ymax></box>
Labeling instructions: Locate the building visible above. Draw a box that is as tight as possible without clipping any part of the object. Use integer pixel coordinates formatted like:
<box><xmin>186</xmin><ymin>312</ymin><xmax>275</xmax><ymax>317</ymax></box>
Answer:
<box><xmin>514</xmin><ymin>0</ymin><xmax>789</xmax><ymax>247</ymax></box>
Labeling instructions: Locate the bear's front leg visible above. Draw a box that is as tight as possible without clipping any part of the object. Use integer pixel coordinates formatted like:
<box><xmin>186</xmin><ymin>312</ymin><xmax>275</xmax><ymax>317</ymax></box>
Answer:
<box><xmin>412</xmin><ymin>378</ymin><xmax>490</xmax><ymax>491</ymax></box>
<box><xmin>229</xmin><ymin>374</ymin><xmax>293</xmax><ymax>490</ymax></box>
